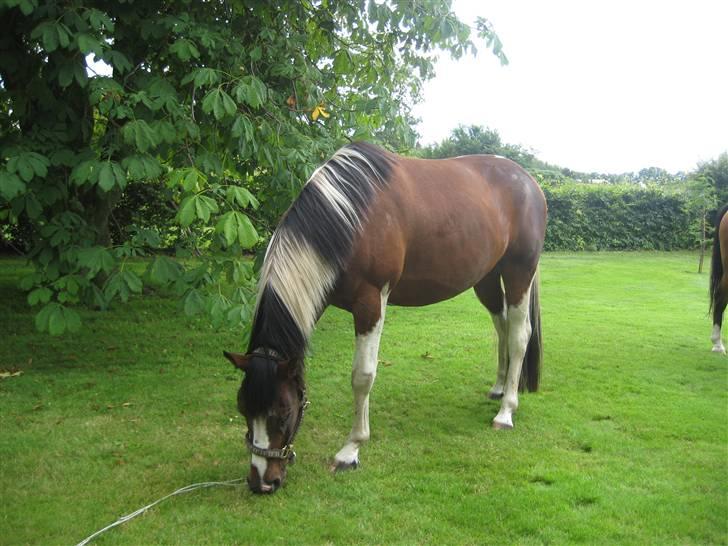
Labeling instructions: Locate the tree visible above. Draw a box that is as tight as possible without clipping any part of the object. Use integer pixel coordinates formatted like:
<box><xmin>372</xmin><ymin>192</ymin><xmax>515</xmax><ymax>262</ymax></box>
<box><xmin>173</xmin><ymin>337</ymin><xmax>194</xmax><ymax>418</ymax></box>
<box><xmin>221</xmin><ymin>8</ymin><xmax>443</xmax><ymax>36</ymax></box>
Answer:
<box><xmin>419</xmin><ymin>124</ymin><xmax>536</xmax><ymax>166</ymax></box>
<box><xmin>684</xmin><ymin>174</ymin><xmax>718</xmax><ymax>273</ymax></box>
<box><xmin>697</xmin><ymin>153</ymin><xmax>728</xmax><ymax>212</ymax></box>
<box><xmin>0</xmin><ymin>0</ymin><xmax>507</xmax><ymax>336</ymax></box>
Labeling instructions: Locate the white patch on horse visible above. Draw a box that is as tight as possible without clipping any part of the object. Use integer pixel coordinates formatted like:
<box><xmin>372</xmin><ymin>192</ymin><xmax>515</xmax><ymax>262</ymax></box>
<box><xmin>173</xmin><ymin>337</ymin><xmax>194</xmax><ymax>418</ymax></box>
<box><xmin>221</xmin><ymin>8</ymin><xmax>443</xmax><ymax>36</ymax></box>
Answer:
<box><xmin>711</xmin><ymin>323</ymin><xmax>726</xmax><ymax>354</ymax></box>
<box><xmin>257</xmin><ymin>231</ymin><xmax>337</xmax><ymax>339</ymax></box>
<box><xmin>334</xmin><ymin>284</ymin><xmax>389</xmax><ymax>467</ymax></box>
<box><xmin>250</xmin><ymin>416</ymin><xmax>270</xmax><ymax>482</ymax></box>
<box><xmin>493</xmin><ymin>284</ymin><xmax>532</xmax><ymax>429</ymax></box>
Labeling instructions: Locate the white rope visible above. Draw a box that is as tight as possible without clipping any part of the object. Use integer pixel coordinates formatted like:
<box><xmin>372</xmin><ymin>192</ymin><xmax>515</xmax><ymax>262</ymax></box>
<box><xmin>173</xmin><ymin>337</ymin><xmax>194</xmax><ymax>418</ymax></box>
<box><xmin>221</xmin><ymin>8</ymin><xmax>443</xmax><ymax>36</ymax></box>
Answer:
<box><xmin>75</xmin><ymin>477</ymin><xmax>246</xmax><ymax>546</ymax></box>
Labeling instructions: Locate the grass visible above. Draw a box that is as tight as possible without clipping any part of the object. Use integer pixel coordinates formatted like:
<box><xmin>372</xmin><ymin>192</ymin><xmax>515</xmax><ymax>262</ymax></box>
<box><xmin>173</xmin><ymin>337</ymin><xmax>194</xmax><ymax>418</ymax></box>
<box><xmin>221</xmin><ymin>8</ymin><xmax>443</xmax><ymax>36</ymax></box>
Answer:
<box><xmin>1</xmin><ymin>252</ymin><xmax>726</xmax><ymax>545</ymax></box>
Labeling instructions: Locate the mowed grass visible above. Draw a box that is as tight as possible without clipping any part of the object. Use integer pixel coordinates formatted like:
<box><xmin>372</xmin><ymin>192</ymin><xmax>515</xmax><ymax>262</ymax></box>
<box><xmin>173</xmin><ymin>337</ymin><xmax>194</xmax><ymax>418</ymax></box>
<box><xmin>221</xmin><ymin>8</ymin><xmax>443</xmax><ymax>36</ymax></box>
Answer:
<box><xmin>0</xmin><ymin>252</ymin><xmax>726</xmax><ymax>545</ymax></box>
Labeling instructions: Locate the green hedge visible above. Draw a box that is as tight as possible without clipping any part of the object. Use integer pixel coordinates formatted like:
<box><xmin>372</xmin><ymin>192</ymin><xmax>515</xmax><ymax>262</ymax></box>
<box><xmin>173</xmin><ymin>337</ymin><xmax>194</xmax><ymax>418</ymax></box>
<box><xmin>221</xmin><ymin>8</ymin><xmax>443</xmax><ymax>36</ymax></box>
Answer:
<box><xmin>541</xmin><ymin>184</ymin><xmax>692</xmax><ymax>251</ymax></box>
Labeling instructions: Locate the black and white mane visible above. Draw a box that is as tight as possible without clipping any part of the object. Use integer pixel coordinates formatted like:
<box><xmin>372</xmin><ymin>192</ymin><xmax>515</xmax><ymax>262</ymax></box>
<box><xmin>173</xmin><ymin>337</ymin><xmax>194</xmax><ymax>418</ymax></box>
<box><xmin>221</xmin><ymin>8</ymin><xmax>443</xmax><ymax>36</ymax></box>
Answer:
<box><xmin>248</xmin><ymin>142</ymin><xmax>394</xmax><ymax>360</ymax></box>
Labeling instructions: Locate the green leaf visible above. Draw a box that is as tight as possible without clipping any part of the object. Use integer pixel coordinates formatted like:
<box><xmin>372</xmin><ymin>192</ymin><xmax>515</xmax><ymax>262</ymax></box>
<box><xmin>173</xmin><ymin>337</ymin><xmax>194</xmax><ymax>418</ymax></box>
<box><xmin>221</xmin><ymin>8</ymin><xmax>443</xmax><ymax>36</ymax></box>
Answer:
<box><xmin>77</xmin><ymin>33</ymin><xmax>102</xmax><ymax>56</ymax></box>
<box><xmin>186</xmin><ymin>67</ymin><xmax>219</xmax><ymax>87</ymax></box>
<box><xmin>35</xmin><ymin>302</ymin><xmax>56</xmax><ymax>332</ymax></box>
<box><xmin>87</xmin><ymin>8</ymin><xmax>115</xmax><ymax>32</ymax></box>
<box><xmin>58</xmin><ymin>62</ymin><xmax>74</xmax><ymax>87</ymax></box>
<box><xmin>41</xmin><ymin>23</ymin><xmax>58</xmax><ymax>51</ymax></box>
<box><xmin>202</xmin><ymin>88</ymin><xmax>221</xmax><ymax>117</ymax></box>
<box><xmin>28</xmin><ymin>287</ymin><xmax>52</xmax><ymax>306</ymax></box>
<box><xmin>231</xmin><ymin>114</ymin><xmax>254</xmax><ymax>143</ymax></box>
<box><xmin>121</xmin><ymin>270</ymin><xmax>142</xmax><ymax>294</ymax></box>
<box><xmin>70</xmin><ymin>159</ymin><xmax>99</xmax><ymax>186</ymax></box>
<box><xmin>48</xmin><ymin>304</ymin><xmax>65</xmax><ymax>335</ymax></box>
<box><xmin>105</xmin><ymin>50</ymin><xmax>132</xmax><ymax>73</ymax></box>
<box><xmin>194</xmin><ymin>194</ymin><xmax>218</xmax><ymax>222</ymax></box>
<box><xmin>122</xmin><ymin>120</ymin><xmax>157</xmax><ymax>153</ymax></box>
<box><xmin>7</xmin><ymin>151</ymin><xmax>49</xmax><ymax>183</ymax></box>
<box><xmin>111</xmin><ymin>163</ymin><xmax>126</xmax><ymax>190</ymax></box>
<box><xmin>202</xmin><ymin>88</ymin><xmax>235</xmax><ymax>120</ymax></box>
<box><xmin>216</xmin><ymin>211</ymin><xmax>236</xmax><ymax>246</ymax></box>
<box><xmin>98</xmin><ymin>162</ymin><xmax>115</xmax><ymax>191</ymax></box>
<box><xmin>77</xmin><ymin>246</ymin><xmax>115</xmax><ymax>276</ymax></box>
<box><xmin>221</xmin><ymin>89</ymin><xmax>237</xmax><ymax>117</ymax></box>
<box><xmin>235</xmin><ymin>76</ymin><xmax>267</xmax><ymax>109</ymax></box>
<box><xmin>178</xmin><ymin>195</ymin><xmax>197</xmax><ymax>227</ymax></box>
<box><xmin>183</xmin><ymin>288</ymin><xmax>206</xmax><ymax>315</ymax></box>
<box><xmin>333</xmin><ymin>49</ymin><xmax>352</xmax><ymax>74</ymax></box>
<box><xmin>0</xmin><ymin>171</ymin><xmax>25</xmax><ymax>200</ymax></box>
<box><xmin>236</xmin><ymin>213</ymin><xmax>259</xmax><ymax>248</ymax></box>
<box><xmin>103</xmin><ymin>272</ymin><xmax>129</xmax><ymax>303</ymax></box>
<box><xmin>64</xmin><ymin>307</ymin><xmax>82</xmax><ymax>332</ymax></box>
<box><xmin>122</xmin><ymin>155</ymin><xmax>162</xmax><ymax>181</ymax></box>
<box><xmin>227</xmin><ymin>185</ymin><xmax>259</xmax><ymax>209</ymax></box>
<box><xmin>170</xmin><ymin>38</ymin><xmax>200</xmax><ymax>61</ymax></box>
<box><xmin>149</xmin><ymin>256</ymin><xmax>182</xmax><ymax>284</ymax></box>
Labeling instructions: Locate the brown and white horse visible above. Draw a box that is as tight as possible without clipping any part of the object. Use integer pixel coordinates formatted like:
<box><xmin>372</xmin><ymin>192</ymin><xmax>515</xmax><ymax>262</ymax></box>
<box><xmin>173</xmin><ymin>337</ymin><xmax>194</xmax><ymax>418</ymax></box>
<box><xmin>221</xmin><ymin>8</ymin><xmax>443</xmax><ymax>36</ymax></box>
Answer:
<box><xmin>709</xmin><ymin>204</ymin><xmax>728</xmax><ymax>353</ymax></box>
<box><xmin>224</xmin><ymin>142</ymin><xmax>547</xmax><ymax>493</ymax></box>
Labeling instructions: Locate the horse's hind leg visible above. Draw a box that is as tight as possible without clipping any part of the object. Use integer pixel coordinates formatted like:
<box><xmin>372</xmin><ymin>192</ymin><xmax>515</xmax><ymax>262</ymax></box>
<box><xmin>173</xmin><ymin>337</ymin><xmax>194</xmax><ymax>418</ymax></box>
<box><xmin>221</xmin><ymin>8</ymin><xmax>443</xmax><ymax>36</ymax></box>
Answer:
<box><xmin>333</xmin><ymin>283</ymin><xmax>389</xmax><ymax>471</ymax></box>
<box><xmin>712</xmin><ymin>281</ymin><xmax>727</xmax><ymax>354</ymax></box>
<box><xmin>492</xmin><ymin>263</ymin><xmax>537</xmax><ymax>430</ymax></box>
<box><xmin>474</xmin><ymin>270</ymin><xmax>508</xmax><ymax>400</ymax></box>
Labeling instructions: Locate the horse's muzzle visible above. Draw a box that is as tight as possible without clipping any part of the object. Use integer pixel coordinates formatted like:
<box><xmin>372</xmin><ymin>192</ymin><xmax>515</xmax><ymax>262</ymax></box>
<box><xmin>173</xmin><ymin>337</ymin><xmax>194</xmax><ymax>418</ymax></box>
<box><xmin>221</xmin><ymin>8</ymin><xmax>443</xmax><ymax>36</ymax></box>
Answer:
<box><xmin>248</xmin><ymin>475</ymin><xmax>282</xmax><ymax>494</ymax></box>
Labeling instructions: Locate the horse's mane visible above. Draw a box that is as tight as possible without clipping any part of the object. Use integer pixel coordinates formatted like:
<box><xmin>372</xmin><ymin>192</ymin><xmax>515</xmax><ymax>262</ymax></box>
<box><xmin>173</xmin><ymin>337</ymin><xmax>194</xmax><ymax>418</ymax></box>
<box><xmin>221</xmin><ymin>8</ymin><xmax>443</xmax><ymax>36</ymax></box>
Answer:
<box><xmin>248</xmin><ymin>142</ymin><xmax>395</xmax><ymax>359</ymax></box>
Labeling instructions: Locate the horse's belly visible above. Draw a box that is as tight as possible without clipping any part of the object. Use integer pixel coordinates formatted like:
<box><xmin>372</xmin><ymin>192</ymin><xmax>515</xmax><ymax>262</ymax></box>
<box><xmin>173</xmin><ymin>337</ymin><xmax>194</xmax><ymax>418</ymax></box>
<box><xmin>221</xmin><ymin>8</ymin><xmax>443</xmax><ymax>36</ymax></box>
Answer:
<box><xmin>388</xmin><ymin>278</ymin><xmax>471</xmax><ymax>306</ymax></box>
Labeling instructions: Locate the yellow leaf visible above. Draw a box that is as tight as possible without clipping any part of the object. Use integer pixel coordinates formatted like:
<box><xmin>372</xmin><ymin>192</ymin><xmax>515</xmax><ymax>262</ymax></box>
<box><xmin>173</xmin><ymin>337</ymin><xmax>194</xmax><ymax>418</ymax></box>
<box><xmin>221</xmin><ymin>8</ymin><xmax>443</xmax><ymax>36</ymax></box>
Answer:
<box><xmin>311</xmin><ymin>103</ymin><xmax>330</xmax><ymax>121</ymax></box>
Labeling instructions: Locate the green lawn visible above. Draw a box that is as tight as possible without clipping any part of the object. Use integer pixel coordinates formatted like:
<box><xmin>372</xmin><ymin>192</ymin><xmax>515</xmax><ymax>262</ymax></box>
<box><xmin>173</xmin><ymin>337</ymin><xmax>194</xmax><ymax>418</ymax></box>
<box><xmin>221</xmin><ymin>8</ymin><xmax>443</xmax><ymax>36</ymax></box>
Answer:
<box><xmin>1</xmin><ymin>253</ymin><xmax>726</xmax><ymax>545</ymax></box>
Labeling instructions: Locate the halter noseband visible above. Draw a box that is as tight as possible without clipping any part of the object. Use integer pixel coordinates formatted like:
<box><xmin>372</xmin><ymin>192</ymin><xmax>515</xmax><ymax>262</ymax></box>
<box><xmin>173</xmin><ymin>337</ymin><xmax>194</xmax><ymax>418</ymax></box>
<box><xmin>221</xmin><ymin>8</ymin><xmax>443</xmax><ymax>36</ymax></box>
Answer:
<box><xmin>245</xmin><ymin>392</ymin><xmax>309</xmax><ymax>463</ymax></box>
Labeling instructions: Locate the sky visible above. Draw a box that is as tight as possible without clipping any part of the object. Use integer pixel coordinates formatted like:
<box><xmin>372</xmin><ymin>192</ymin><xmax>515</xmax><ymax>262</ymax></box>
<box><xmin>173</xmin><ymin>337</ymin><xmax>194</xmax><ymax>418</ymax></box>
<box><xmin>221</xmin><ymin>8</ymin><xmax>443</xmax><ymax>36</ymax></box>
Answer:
<box><xmin>412</xmin><ymin>0</ymin><xmax>728</xmax><ymax>174</ymax></box>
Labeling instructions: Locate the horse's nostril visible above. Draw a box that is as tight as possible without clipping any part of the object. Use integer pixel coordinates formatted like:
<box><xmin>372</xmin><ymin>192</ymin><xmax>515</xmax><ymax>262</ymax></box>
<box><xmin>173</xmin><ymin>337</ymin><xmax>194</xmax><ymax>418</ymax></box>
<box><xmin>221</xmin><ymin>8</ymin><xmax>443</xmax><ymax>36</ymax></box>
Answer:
<box><xmin>271</xmin><ymin>478</ymin><xmax>281</xmax><ymax>490</ymax></box>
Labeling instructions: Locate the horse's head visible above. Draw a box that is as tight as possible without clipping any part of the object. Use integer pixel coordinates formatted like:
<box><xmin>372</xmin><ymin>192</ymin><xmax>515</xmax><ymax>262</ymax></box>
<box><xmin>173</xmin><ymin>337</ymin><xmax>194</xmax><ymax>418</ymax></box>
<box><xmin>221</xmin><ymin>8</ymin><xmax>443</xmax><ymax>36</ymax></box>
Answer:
<box><xmin>224</xmin><ymin>350</ymin><xmax>307</xmax><ymax>494</ymax></box>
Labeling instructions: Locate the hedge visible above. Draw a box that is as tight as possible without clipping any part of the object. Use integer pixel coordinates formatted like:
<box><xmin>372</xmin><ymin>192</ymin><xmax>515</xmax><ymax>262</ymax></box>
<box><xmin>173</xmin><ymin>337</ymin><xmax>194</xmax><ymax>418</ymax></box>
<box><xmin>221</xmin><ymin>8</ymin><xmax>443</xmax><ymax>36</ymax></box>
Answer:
<box><xmin>541</xmin><ymin>184</ymin><xmax>693</xmax><ymax>251</ymax></box>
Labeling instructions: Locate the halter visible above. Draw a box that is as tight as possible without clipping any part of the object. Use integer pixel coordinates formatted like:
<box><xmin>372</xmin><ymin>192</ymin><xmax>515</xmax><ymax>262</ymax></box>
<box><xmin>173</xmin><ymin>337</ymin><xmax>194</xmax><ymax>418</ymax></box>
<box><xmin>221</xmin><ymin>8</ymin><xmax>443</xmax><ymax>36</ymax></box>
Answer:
<box><xmin>244</xmin><ymin>389</ymin><xmax>310</xmax><ymax>463</ymax></box>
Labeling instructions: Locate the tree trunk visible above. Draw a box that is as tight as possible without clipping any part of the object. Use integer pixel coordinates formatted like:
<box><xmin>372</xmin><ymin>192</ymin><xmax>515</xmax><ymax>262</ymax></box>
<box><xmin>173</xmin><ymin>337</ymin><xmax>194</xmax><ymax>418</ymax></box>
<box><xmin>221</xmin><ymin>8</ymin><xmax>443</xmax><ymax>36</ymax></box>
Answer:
<box><xmin>698</xmin><ymin>208</ymin><xmax>706</xmax><ymax>274</ymax></box>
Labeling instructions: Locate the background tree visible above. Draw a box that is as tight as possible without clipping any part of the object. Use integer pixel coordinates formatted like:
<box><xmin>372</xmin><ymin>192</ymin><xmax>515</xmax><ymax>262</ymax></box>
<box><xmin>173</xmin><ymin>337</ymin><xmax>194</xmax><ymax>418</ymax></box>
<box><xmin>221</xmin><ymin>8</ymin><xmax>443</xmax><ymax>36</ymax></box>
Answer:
<box><xmin>683</xmin><ymin>174</ymin><xmax>717</xmax><ymax>273</ymax></box>
<box><xmin>0</xmin><ymin>0</ymin><xmax>507</xmax><ymax>335</ymax></box>
<box><xmin>418</xmin><ymin>124</ymin><xmax>536</xmax><ymax>166</ymax></box>
<box><xmin>697</xmin><ymin>153</ymin><xmax>728</xmax><ymax>213</ymax></box>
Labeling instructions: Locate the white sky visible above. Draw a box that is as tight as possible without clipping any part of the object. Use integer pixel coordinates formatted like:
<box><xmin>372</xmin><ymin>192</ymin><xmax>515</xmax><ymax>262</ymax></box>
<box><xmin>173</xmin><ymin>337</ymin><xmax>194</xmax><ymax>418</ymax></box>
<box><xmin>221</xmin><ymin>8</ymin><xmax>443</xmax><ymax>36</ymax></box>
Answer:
<box><xmin>413</xmin><ymin>0</ymin><xmax>728</xmax><ymax>174</ymax></box>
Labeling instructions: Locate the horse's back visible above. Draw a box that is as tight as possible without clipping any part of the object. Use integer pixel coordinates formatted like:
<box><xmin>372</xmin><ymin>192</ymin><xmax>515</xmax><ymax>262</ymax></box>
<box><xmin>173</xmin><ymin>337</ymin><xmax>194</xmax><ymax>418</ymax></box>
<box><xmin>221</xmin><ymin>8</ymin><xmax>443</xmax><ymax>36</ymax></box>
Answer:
<box><xmin>335</xmin><ymin>152</ymin><xmax>546</xmax><ymax>307</ymax></box>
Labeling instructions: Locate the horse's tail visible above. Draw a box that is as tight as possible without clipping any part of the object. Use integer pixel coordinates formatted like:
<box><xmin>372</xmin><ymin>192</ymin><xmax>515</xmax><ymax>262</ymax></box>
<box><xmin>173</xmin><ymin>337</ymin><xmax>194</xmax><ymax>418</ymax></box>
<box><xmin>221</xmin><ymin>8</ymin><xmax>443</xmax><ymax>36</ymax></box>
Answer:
<box><xmin>709</xmin><ymin>205</ymin><xmax>728</xmax><ymax>317</ymax></box>
<box><xmin>521</xmin><ymin>269</ymin><xmax>543</xmax><ymax>392</ymax></box>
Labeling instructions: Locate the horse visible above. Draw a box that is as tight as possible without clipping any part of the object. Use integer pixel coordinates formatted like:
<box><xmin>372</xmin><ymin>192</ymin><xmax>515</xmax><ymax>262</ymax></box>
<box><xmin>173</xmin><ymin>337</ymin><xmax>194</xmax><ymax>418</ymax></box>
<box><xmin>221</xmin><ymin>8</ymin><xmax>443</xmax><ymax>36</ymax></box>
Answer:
<box><xmin>223</xmin><ymin>142</ymin><xmax>547</xmax><ymax>493</ymax></box>
<box><xmin>709</xmin><ymin>204</ymin><xmax>728</xmax><ymax>353</ymax></box>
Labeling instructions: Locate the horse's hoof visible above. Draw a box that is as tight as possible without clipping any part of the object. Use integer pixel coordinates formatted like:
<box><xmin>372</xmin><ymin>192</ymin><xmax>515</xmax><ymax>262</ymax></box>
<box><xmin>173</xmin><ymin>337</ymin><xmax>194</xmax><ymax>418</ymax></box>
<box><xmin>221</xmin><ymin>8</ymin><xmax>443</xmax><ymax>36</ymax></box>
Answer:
<box><xmin>492</xmin><ymin>420</ymin><xmax>513</xmax><ymax>430</ymax></box>
<box><xmin>488</xmin><ymin>391</ymin><xmax>504</xmax><ymax>400</ymax></box>
<box><xmin>331</xmin><ymin>459</ymin><xmax>359</xmax><ymax>473</ymax></box>
<box><xmin>711</xmin><ymin>346</ymin><xmax>726</xmax><ymax>354</ymax></box>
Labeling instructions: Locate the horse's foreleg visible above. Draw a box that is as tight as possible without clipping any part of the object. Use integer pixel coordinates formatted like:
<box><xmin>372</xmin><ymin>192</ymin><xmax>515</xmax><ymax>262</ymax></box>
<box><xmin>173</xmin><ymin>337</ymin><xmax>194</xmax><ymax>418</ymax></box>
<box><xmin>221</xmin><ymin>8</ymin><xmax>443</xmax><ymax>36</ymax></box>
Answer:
<box><xmin>333</xmin><ymin>285</ymin><xmax>389</xmax><ymax>471</ymax></box>
<box><xmin>493</xmin><ymin>284</ymin><xmax>532</xmax><ymax>430</ymax></box>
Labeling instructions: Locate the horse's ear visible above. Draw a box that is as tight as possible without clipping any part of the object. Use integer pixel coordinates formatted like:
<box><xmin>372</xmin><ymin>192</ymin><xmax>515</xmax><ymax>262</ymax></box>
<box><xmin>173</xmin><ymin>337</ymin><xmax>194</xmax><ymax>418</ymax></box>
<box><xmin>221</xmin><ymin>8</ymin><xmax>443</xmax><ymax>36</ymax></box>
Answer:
<box><xmin>223</xmin><ymin>351</ymin><xmax>250</xmax><ymax>371</ymax></box>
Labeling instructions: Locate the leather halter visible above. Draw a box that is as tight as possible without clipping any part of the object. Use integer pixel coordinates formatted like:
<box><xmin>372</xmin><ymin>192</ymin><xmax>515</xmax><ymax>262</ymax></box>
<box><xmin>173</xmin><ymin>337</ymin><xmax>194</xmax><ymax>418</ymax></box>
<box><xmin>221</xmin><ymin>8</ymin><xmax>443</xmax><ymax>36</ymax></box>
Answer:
<box><xmin>243</xmin><ymin>350</ymin><xmax>309</xmax><ymax>462</ymax></box>
<box><xmin>245</xmin><ymin>393</ymin><xmax>309</xmax><ymax>462</ymax></box>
